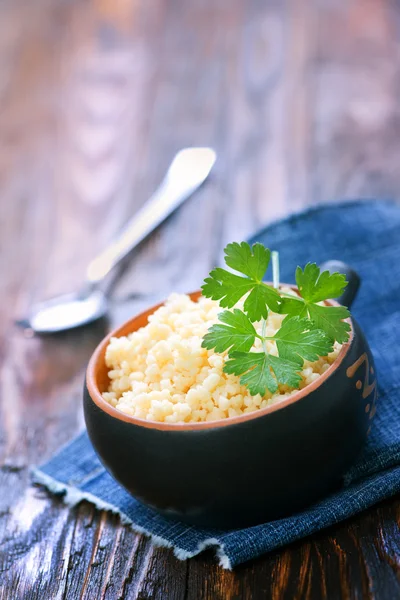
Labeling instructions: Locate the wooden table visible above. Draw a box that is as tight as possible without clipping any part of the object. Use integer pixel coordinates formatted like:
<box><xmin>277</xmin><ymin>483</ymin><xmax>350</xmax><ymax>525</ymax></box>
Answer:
<box><xmin>1</xmin><ymin>1</ymin><xmax>399</xmax><ymax>598</ymax></box>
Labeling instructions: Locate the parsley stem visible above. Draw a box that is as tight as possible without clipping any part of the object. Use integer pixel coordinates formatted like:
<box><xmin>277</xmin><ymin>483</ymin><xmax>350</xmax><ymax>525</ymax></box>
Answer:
<box><xmin>261</xmin><ymin>319</ymin><xmax>268</xmax><ymax>354</ymax></box>
<box><xmin>279</xmin><ymin>290</ymin><xmax>305</xmax><ymax>300</ymax></box>
<box><xmin>260</xmin><ymin>333</ymin><xmax>281</xmax><ymax>342</ymax></box>
<box><xmin>272</xmin><ymin>251</ymin><xmax>280</xmax><ymax>289</ymax></box>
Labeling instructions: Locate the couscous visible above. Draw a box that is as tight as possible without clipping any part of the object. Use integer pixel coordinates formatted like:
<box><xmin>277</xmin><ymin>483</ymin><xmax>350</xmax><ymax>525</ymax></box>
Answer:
<box><xmin>102</xmin><ymin>291</ymin><xmax>341</xmax><ymax>423</ymax></box>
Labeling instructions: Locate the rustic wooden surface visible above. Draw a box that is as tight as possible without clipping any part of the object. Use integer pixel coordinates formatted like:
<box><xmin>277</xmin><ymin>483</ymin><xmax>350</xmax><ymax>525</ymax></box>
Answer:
<box><xmin>0</xmin><ymin>0</ymin><xmax>399</xmax><ymax>598</ymax></box>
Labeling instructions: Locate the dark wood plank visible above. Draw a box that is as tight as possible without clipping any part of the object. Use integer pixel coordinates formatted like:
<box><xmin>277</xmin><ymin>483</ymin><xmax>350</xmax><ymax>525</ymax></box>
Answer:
<box><xmin>186</xmin><ymin>499</ymin><xmax>400</xmax><ymax>600</ymax></box>
<box><xmin>0</xmin><ymin>0</ymin><xmax>399</xmax><ymax>598</ymax></box>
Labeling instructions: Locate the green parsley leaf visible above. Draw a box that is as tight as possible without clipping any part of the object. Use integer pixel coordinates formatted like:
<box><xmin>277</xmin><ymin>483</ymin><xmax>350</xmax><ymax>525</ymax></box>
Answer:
<box><xmin>296</xmin><ymin>263</ymin><xmax>348</xmax><ymax>302</ymax></box>
<box><xmin>279</xmin><ymin>296</ymin><xmax>308</xmax><ymax>317</ymax></box>
<box><xmin>202</xmin><ymin>269</ymin><xmax>255</xmax><ymax>308</ymax></box>
<box><xmin>307</xmin><ymin>304</ymin><xmax>351</xmax><ymax>344</ymax></box>
<box><xmin>201</xmin><ymin>242</ymin><xmax>281</xmax><ymax>321</ymax></box>
<box><xmin>243</xmin><ymin>285</ymin><xmax>281</xmax><ymax>321</ymax></box>
<box><xmin>267</xmin><ymin>353</ymin><xmax>303</xmax><ymax>388</ymax></box>
<box><xmin>224</xmin><ymin>351</ymin><xmax>302</xmax><ymax>396</ymax></box>
<box><xmin>273</xmin><ymin>316</ymin><xmax>334</xmax><ymax>365</ymax></box>
<box><xmin>224</xmin><ymin>242</ymin><xmax>270</xmax><ymax>281</ymax></box>
<box><xmin>280</xmin><ymin>263</ymin><xmax>350</xmax><ymax>343</ymax></box>
<box><xmin>201</xmin><ymin>309</ymin><xmax>257</xmax><ymax>354</ymax></box>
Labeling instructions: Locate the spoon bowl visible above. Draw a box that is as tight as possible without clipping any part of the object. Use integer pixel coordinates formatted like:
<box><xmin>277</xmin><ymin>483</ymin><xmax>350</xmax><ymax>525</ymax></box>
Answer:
<box><xmin>22</xmin><ymin>291</ymin><xmax>108</xmax><ymax>334</ymax></box>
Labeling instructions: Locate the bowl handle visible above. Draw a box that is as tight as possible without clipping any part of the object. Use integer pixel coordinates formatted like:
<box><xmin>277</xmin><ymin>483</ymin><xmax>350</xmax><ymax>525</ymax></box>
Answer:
<box><xmin>319</xmin><ymin>260</ymin><xmax>360</xmax><ymax>308</ymax></box>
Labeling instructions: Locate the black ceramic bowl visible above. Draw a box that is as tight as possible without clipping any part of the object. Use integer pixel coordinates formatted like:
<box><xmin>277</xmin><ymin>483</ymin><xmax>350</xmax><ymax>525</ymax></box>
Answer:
<box><xmin>84</xmin><ymin>268</ymin><xmax>377</xmax><ymax>529</ymax></box>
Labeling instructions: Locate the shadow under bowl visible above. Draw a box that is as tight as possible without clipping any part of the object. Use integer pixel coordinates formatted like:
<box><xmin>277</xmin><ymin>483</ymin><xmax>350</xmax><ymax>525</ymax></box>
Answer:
<box><xmin>84</xmin><ymin>291</ymin><xmax>377</xmax><ymax>529</ymax></box>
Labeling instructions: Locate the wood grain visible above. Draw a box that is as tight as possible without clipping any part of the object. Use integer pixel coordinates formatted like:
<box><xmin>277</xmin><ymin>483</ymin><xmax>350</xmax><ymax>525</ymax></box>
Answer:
<box><xmin>0</xmin><ymin>0</ymin><xmax>399</xmax><ymax>598</ymax></box>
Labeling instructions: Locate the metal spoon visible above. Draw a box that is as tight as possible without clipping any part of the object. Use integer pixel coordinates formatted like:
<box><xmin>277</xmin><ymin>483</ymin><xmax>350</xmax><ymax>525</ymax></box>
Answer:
<box><xmin>19</xmin><ymin>147</ymin><xmax>216</xmax><ymax>334</ymax></box>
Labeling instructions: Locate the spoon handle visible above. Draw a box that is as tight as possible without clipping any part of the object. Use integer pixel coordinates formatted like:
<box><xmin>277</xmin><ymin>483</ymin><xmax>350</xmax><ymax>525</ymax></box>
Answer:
<box><xmin>86</xmin><ymin>148</ymin><xmax>216</xmax><ymax>286</ymax></box>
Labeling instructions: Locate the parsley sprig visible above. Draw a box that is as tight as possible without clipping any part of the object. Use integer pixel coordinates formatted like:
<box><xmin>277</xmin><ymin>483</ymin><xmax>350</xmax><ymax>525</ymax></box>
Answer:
<box><xmin>201</xmin><ymin>242</ymin><xmax>351</xmax><ymax>397</ymax></box>
<box><xmin>279</xmin><ymin>263</ymin><xmax>350</xmax><ymax>343</ymax></box>
<box><xmin>201</xmin><ymin>242</ymin><xmax>281</xmax><ymax>321</ymax></box>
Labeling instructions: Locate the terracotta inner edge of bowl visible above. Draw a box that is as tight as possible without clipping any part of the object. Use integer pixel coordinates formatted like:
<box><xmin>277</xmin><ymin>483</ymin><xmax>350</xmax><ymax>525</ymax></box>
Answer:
<box><xmin>86</xmin><ymin>288</ymin><xmax>354</xmax><ymax>431</ymax></box>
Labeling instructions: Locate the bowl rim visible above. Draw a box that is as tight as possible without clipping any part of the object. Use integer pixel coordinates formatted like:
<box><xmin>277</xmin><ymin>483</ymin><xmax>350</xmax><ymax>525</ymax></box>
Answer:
<box><xmin>86</xmin><ymin>287</ymin><xmax>353</xmax><ymax>431</ymax></box>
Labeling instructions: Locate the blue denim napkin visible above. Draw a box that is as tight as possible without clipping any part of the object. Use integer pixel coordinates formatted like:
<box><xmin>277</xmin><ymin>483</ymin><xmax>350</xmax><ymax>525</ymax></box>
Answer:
<box><xmin>33</xmin><ymin>200</ymin><xmax>400</xmax><ymax>569</ymax></box>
